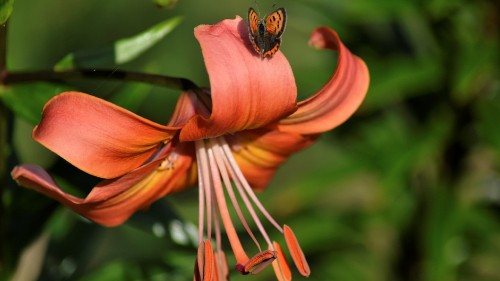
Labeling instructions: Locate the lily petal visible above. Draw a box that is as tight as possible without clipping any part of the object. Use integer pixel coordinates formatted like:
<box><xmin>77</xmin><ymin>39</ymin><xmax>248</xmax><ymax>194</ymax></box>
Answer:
<box><xmin>278</xmin><ymin>27</ymin><xmax>369</xmax><ymax>134</ymax></box>
<box><xmin>180</xmin><ymin>17</ymin><xmax>297</xmax><ymax>141</ymax></box>
<box><xmin>169</xmin><ymin>90</ymin><xmax>201</xmax><ymax>127</ymax></box>
<box><xmin>11</xmin><ymin>144</ymin><xmax>195</xmax><ymax>227</ymax></box>
<box><xmin>226</xmin><ymin>128</ymin><xmax>318</xmax><ymax>190</ymax></box>
<box><xmin>33</xmin><ymin>92</ymin><xmax>179</xmax><ymax>179</ymax></box>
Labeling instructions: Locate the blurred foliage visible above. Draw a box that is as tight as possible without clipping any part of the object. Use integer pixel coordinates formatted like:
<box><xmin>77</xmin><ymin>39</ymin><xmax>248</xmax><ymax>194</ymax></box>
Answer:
<box><xmin>0</xmin><ymin>0</ymin><xmax>14</xmax><ymax>25</ymax></box>
<box><xmin>0</xmin><ymin>0</ymin><xmax>499</xmax><ymax>281</ymax></box>
<box><xmin>54</xmin><ymin>16</ymin><xmax>183</xmax><ymax>71</ymax></box>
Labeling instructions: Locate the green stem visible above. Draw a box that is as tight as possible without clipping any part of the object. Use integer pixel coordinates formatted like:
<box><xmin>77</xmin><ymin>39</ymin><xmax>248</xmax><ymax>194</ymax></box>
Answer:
<box><xmin>2</xmin><ymin>69</ymin><xmax>199</xmax><ymax>91</ymax></box>
<box><xmin>0</xmin><ymin>20</ymin><xmax>7</xmax><ymax>273</ymax></box>
<box><xmin>0</xmin><ymin>22</ymin><xmax>7</xmax><ymax>74</ymax></box>
<box><xmin>0</xmin><ymin>103</ymin><xmax>6</xmax><ymax>273</ymax></box>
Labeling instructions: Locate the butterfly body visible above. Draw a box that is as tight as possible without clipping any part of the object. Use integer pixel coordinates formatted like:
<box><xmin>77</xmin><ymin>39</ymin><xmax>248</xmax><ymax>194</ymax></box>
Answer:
<box><xmin>248</xmin><ymin>7</ymin><xmax>286</xmax><ymax>58</ymax></box>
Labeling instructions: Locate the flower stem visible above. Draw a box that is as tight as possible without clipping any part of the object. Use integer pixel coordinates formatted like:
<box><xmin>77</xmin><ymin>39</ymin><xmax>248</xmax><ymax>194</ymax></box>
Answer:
<box><xmin>1</xmin><ymin>69</ymin><xmax>199</xmax><ymax>91</ymax></box>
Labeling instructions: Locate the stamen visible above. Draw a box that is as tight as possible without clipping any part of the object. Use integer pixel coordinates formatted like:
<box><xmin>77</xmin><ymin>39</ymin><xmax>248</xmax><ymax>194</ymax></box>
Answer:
<box><xmin>158</xmin><ymin>153</ymin><xmax>177</xmax><ymax>170</ymax></box>
<box><xmin>195</xmin><ymin>138</ymin><xmax>309</xmax><ymax>280</ymax></box>
<box><xmin>214</xmin><ymin>251</ymin><xmax>229</xmax><ymax>281</ymax></box>
<box><xmin>271</xmin><ymin>242</ymin><xmax>292</xmax><ymax>281</ymax></box>
<box><xmin>196</xmin><ymin>158</ymin><xmax>205</xmax><ymax>244</ymax></box>
<box><xmin>195</xmin><ymin>240</ymin><xmax>215</xmax><ymax>281</ymax></box>
<box><xmin>284</xmin><ymin>225</ymin><xmax>310</xmax><ymax>277</ymax></box>
<box><xmin>209</xmin><ymin>139</ymin><xmax>262</xmax><ymax>252</ymax></box>
<box><xmin>211</xmin><ymin>186</ymin><xmax>222</xmax><ymax>253</ymax></box>
<box><xmin>195</xmin><ymin>140</ymin><xmax>211</xmax><ymax>242</ymax></box>
<box><xmin>237</xmin><ymin>250</ymin><xmax>277</xmax><ymax>275</ymax></box>
<box><xmin>206</xmin><ymin>145</ymin><xmax>249</xmax><ymax>264</ymax></box>
<box><xmin>218</xmin><ymin>138</ymin><xmax>283</xmax><ymax>232</ymax></box>
<box><xmin>217</xmin><ymin>140</ymin><xmax>274</xmax><ymax>248</ymax></box>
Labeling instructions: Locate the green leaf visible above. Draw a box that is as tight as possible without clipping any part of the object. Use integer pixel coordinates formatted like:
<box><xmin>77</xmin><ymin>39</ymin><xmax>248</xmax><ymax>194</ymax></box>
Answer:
<box><xmin>108</xmin><ymin>83</ymin><xmax>151</xmax><ymax>112</ymax></box>
<box><xmin>0</xmin><ymin>82</ymin><xmax>73</xmax><ymax>125</ymax></box>
<box><xmin>54</xmin><ymin>16</ymin><xmax>183</xmax><ymax>71</ymax></box>
<box><xmin>114</xmin><ymin>16</ymin><xmax>182</xmax><ymax>64</ymax></box>
<box><xmin>153</xmin><ymin>0</ymin><xmax>178</xmax><ymax>9</ymax></box>
<box><xmin>476</xmin><ymin>92</ymin><xmax>500</xmax><ymax>151</ymax></box>
<box><xmin>363</xmin><ymin>57</ymin><xmax>444</xmax><ymax>110</ymax></box>
<box><xmin>0</xmin><ymin>0</ymin><xmax>14</xmax><ymax>24</ymax></box>
<box><xmin>307</xmin><ymin>0</ymin><xmax>416</xmax><ymax>22</ymax></box>
<box><xmin>127</xmin><ymin>199</ymin><xmax>197</xmax><ymax>247</ymax></box>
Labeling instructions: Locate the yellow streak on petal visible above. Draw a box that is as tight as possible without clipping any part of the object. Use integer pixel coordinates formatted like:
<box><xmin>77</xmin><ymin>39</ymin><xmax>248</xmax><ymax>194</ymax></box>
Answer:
<box><xmin>284</xmin><ymin>225</ymin><xmax>311</xmax><ymax>277</ymax></box>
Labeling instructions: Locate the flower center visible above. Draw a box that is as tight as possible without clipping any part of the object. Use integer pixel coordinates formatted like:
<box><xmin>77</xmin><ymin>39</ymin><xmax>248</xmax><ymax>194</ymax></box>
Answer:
<box><xmin>194</xmin><ymin>137</ymin><xmax>310</xmax><ymax>280</ymax></box>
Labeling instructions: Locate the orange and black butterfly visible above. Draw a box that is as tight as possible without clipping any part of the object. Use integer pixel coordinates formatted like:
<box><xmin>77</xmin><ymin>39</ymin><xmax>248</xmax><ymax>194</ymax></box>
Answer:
<box><xmin>247</xmin><ymin>7</ymin><xmax>287</xmax><ymax>58</ymax></box>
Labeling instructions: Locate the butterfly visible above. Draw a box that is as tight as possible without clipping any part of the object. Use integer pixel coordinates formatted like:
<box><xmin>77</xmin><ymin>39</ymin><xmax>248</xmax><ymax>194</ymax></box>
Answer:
<box><xmin>247</xmin><ymin>7</ymin><xmax>287</xmax><ymax>58</ymax></box>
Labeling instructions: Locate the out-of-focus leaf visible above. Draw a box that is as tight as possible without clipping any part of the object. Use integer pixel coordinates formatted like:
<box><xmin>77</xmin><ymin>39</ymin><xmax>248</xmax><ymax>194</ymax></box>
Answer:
<box><xmin>426</xmin><ymin>0</ymin><xmax>464</xmax><ymax>18</ymax></box>
<box><xmin>450</xmin><ymin>4</ymin><xmax>499</xmax><ymax>104</ymax></box>
<box><xmin>153</xmin><ymin>0</ymin><xmax>178</xmax><ymax>9</ymax></box>
<box><xmin>476</xmin><ymin>92</ymin><xmax>500</xmax><ymax>152</ymax></box>
<box><xmin>128</xmin><ymin>199</ymin><xmax>197</xmax><ymax>247</ymax></box>
<box><xmin>108</xmin><ymin>83</ymin><xmax>151</xmax><ymax>112</ymax></box>
<box><xmin>42</xmin><ymin>218</ymin><xmax>177</xmax><ymax>280</ymax></box>
<box><xmin>114</xmin><ymin>16</ymin><xmax>182</xmax><ymax>64</ymax></box>
<box><xmin>78</xmin><ymin>262</ymin><xmax>128</xmax><ymax>281</ymax></box>
<box><xmin>9</xmin><ymin>231</ymin><xmax>49</xmax><ymax>281</ymax></box>
<box><xmin>54</xmin><ymin>17</ymin><xmax>182</xmax><ymax>71</ymax></box>
<box><xmin>423</xmin><ymin>188</ymin><xmax>464</xmax><ymax>281</ymax></box>
<box><xmin>315</xmin><ymin>0</ymin><xmax>415</xmax><ymax>22</ymax></box>
<box><xmin>451</xmin><ymin>41</ymin><xmax>497</xmax><ymax>104</ymax></box>
<box><xmin>13</xmin><ymin>117</ymin><xmax>58</xmax><ymax>165</ymax></box>
<box><xmin>363</xmin><ymin>57</ymin><xmax>443</xmax><ymax>110</ymax></box>
<box><xmin>324</xmin><ymin>254</ymin><xmax>377</xmax><ymax>281</ymax></box>
<box><xmin>0</xmin><ymin>82</ymin><xmax>74</xmax><ymax>125</ymax></box>
<box><xmin>0</xmin><ymin>0</ymin><xmax>14</xmax><ymax>24</ymax></box>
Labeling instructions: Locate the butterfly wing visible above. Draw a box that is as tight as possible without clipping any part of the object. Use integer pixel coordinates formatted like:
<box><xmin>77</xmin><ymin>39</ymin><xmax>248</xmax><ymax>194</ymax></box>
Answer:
<box><xmin>247</xmin><ymin>7</ymin><xmax>286</xmax><ymax>58</ymax></box>
<box><xmin>248</xmin><ymin>7</ymin><xmax>262</xmax><ymax>55</ymax></box>
<box><xmin>262</xmin><ymin>37</ymin><xmax>281</xmax><ymax>58</ymax></box>
<box><xmin>265</xmin><ymin>8</ymin><xmax>286</xmax><ymax>37</ymax></box>
<box><xmin>248</xmin><ymin>8</ymin><xmax>260</xmax><ymax>36</ymax></box>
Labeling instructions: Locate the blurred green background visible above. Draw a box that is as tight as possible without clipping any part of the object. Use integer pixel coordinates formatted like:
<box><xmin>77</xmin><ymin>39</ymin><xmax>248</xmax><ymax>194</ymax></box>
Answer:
<box><xmin>1</xmin><ymin>0</ymin><xmax>499</xmax><ymax>280</ymax></box>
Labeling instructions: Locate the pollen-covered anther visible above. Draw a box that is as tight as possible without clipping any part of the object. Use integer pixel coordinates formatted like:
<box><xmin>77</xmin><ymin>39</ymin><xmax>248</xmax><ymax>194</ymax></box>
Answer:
<box><xmin>272</xmin><ymin>241</ymin><xmax>292</xmax><ymax>281</ymax></box>
<box><xmin>284</xmin><ymin>225</ymin><xmax>310</xmax><ymax>277</ymax></box>
<box><xmin>158</xmin><ymin>154</ymin><xmax>177</xmax><ymax>170</ymax></box>
<box><xmin>194</xmin><ymin>240</ymin><xmax>215</xmax><ymax>281</ymax></box>
<box><xmin>236</xmin><ymin>250</ymin><xmax>277</xmax><ymax>275</ymax></box>
<box><xmin>229</xmin><ymin>142</ymin><xmax>243</xmax><ymax>152</ymax></box>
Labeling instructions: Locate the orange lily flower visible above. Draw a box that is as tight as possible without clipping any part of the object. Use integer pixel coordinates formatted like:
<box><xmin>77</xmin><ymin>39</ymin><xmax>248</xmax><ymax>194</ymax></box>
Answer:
<box><xmin>11</xmin><ymin>16</ymin><xmax>368</xmax><ymax>280</ymax></box>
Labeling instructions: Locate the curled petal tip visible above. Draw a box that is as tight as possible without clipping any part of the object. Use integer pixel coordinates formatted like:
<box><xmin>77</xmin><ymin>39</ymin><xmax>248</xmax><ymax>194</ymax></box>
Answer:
<box><xmin>308</xmin><ymin>27</ymin><xmax>338</xmax><ymax>49</ymax></box>
<box><xmin>11</xmin><ymin>149</ymin><xmax>194</xmax><ymax>227</ymax></box>
<box><xmin>279</xmin><ymin>27</ymin><xmax>369</xmax><ymax>135</ymax></box>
